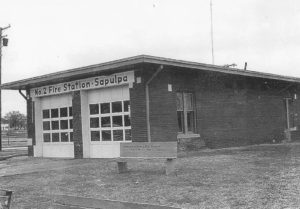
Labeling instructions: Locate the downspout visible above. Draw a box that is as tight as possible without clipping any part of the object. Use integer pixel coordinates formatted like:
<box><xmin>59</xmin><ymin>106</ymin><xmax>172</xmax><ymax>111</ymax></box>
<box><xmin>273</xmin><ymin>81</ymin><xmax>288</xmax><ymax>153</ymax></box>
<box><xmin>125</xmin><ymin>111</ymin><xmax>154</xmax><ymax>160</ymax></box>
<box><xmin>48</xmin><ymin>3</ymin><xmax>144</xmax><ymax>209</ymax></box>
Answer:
<box><xmin>19</xmin><ymin>89</ymin><xmax>35</xmax><ymax>156</ymax></box>
<box><xmin>19</xmin><ymin>89</ymin><xmax>28</xmax><ymax>101</ymax></box>
<box><xmin>145</xmin><ymin>65</ymin><xmax>164</xmax><ymax>142</ymax></box>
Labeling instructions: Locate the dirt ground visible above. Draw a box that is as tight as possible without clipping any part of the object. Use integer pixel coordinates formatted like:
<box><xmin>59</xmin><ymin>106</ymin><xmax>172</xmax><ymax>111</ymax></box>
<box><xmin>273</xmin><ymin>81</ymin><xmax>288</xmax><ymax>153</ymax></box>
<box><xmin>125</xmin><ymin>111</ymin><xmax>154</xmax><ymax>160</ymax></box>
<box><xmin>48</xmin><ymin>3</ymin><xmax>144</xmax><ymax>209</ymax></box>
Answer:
<box><xmin>0</xmin><ymin>143</ymin><xmax>300</xmax><ymax>209</ymax></box>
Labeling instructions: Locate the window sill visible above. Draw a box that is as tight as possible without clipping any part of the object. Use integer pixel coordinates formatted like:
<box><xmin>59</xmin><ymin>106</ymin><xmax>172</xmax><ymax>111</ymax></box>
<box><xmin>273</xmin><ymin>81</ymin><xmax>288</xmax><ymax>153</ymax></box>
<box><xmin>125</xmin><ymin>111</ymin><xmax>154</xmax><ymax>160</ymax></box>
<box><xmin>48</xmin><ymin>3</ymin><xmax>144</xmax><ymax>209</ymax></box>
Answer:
<box><xmin>177</xmin><ymin>133</ymin><xmax>200</xmax><ymax>139</ymax></box>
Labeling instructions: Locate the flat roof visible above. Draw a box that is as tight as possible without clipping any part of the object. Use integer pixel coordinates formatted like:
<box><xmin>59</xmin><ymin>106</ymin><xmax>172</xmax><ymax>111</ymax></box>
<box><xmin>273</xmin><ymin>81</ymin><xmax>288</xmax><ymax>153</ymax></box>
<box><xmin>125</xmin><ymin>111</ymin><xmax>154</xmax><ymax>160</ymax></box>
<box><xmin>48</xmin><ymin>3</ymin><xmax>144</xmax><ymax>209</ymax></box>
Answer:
<box><xmin>2</xmin><ymin>55</ymin><xmax>300</xmax><ymax>90</ymax></box>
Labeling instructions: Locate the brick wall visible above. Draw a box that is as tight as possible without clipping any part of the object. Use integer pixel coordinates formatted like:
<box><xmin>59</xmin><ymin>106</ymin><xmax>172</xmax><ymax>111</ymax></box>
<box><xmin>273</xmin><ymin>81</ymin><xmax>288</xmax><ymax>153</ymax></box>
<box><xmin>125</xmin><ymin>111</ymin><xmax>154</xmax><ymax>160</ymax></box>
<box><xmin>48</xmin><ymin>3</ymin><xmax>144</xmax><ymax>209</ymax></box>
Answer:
<box><xmin>149</xmin><ymin>69</ymin><xmax>177</xmax><ymax>142</ymax></box>
<box><xmin>130</xmin><ymin>67</ymin><xmax>177</xmax><ymax>142</ymax></box>
<box><xmin>169</xmin><ymin>68</ymin><xmax>299</xmax><ymax>149</ymax></box>
<box><xmin>72</xmin><ymin>91</ymin><xmax>83</xmax><ymax>158</ymax></box>
<box><xmin>195</xmin><ymin>71</ymin><xmax>293</xmax><ymax>148</ymax></box>
<box><xmin>129</xmin><ymin>66</ymin><xmax>299</xmax><ymax>149</ymax></box>
<box><xmin>130</xmin><ymin>70</ymin><xmax>148</xmax><ymax>142</ymax></box>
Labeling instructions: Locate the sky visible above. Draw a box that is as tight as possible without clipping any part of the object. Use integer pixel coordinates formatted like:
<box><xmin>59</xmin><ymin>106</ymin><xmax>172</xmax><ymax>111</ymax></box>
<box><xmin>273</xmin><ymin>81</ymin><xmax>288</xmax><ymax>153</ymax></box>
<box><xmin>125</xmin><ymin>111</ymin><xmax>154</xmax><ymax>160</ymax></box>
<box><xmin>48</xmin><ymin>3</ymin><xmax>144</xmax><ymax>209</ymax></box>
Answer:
<box><xmin>0</xmin><ymin>0</ymin><xmax>300</xmax><ymax>115</ymax></box>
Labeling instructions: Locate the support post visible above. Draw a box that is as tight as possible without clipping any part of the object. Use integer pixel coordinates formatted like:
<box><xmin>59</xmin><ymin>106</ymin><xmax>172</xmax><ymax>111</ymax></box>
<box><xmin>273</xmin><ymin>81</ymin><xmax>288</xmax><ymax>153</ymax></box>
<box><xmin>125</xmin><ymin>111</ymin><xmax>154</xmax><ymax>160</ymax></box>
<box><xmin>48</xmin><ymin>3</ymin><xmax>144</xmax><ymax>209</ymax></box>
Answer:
<box><xmin>117</xmin><ymin>161</ymin><xmax>128</xmax><ymax>173</ymax></box>
<box><xmin>165</xmin><ymin>158</ymin><xmax>176</xmax><ymax>175</ymax></box>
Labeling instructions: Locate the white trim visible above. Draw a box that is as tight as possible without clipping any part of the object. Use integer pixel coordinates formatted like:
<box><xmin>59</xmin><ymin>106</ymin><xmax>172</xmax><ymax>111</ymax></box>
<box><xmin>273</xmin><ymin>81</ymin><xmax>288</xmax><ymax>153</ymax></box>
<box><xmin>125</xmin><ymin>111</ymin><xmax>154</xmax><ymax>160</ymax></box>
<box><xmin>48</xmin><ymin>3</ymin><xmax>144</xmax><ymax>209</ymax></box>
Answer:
<box><xmin>30</xmin><ymin>71</ymin><xmax>134</xmax><ymax>98</ymax></box>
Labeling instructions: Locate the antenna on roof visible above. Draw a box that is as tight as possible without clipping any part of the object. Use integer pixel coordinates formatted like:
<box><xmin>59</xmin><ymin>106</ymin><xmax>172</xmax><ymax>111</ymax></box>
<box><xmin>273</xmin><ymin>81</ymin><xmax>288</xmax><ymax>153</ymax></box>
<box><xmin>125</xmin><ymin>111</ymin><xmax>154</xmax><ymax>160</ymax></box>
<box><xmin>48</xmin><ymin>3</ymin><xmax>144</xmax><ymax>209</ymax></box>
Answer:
<box><xmin>210</xmin><ymin>0</ymin><xmax>215</xmax><ymax>64</ymax></box>
<box><xmin>244</xmin><ymin>62</ymin><xmax>247</xmax><ymax>70</ymax></box>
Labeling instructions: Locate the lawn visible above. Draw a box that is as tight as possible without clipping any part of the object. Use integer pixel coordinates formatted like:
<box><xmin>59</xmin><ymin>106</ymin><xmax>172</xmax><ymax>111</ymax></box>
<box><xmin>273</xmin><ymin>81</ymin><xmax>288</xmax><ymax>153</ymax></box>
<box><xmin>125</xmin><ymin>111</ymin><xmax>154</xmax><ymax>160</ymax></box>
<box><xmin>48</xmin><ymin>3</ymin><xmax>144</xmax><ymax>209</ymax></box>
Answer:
<box><xmin>0</xmin><ymin>143</ymin><xmax>300</xmax><ymax>209</ymax></box>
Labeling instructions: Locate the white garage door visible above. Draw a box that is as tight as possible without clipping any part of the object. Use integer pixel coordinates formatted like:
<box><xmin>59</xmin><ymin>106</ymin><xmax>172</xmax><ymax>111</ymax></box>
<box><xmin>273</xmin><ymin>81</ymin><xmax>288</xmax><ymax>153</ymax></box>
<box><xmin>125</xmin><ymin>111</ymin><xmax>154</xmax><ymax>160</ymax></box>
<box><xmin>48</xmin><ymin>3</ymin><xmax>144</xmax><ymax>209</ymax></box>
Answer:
<box><xmin>39</xmin><ymin>94</ymin><xmax>74</xmax><ymax>158</ymax></box>
<box><xmin>87</xmin><ymin>85</ymin><xmax>131</xmax><ymax>158</ymax></box>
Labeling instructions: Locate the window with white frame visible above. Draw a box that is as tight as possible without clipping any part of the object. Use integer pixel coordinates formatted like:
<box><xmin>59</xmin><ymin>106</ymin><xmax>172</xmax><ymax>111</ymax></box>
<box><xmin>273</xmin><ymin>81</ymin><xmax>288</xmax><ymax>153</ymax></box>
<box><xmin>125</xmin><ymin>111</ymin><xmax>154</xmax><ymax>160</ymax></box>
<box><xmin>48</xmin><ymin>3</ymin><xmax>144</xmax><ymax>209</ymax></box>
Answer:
<box><xmin>89</xmin><ymin>100</ymin><xmax>131</xmax><ymax>141</ymax></box>
<box><xmin>177</xmin><ymin>92</ymin><xmax>196</xmax><ymax>134</ymax></box>
<box><xmin>42</xmin><ymin>107</ymin><xmax>73</xmax><ymax>142</ymax></box>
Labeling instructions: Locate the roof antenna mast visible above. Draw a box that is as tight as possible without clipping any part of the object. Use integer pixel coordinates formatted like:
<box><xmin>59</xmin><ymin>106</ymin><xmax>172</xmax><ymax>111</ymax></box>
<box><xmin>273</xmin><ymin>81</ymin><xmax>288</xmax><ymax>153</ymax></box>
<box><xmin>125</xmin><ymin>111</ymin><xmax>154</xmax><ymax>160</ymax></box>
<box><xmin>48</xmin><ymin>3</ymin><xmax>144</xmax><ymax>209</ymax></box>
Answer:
<box><xmin>210</xmin><ymin>0</ymin><xmax>215</xmax><ymax>64</ymax></box>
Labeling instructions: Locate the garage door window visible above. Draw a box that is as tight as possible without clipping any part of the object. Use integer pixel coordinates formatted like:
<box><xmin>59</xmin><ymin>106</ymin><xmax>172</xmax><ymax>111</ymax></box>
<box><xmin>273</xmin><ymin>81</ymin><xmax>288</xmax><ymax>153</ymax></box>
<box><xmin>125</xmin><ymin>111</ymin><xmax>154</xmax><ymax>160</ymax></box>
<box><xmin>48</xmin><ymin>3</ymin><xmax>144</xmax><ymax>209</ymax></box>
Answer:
<box><xmin>42</xmin><ymin>106</ymin><xmax>73</xmax><ymax>142</ymax></box>
<box><xmin>89</xmin><ymin>100</ymin><xmax>131</xmax><ymax>141</ymax></box>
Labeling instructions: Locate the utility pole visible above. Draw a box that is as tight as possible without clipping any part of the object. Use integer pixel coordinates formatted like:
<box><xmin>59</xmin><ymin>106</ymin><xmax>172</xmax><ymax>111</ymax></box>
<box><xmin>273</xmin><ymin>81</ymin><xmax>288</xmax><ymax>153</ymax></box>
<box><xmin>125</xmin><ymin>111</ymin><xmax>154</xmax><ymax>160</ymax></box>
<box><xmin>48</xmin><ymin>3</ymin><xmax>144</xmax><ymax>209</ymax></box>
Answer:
<box><xmin>0</xmin><ymin>24</ymin><xmax>10</xmax><ymax>151</ymax></box>
<box><xmin>210</xmin><ymin>0</ymin><xmax>215</xmax><ymax>64</ymax></box>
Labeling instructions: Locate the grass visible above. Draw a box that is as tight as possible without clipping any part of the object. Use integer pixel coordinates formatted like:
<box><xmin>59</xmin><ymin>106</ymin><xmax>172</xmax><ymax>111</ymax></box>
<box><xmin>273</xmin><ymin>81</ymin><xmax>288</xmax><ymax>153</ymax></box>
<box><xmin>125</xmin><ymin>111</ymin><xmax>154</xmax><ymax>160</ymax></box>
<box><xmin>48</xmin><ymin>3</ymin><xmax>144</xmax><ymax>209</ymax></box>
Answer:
<box><xmin>0</xmin><ymin>143</ymin><xmax>300</xmax><ymax>209</ymax></box>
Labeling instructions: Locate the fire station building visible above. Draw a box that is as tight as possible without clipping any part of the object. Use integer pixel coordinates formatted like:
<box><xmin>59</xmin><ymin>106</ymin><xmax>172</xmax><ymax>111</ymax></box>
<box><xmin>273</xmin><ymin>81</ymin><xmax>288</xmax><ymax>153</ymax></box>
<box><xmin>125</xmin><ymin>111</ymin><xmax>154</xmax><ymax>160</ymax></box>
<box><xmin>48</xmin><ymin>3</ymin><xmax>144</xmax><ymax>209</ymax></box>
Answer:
<box><xmin>1</xmin><ymin>55</ymin><xmax>300</xmax><ymax>158</ymax></box>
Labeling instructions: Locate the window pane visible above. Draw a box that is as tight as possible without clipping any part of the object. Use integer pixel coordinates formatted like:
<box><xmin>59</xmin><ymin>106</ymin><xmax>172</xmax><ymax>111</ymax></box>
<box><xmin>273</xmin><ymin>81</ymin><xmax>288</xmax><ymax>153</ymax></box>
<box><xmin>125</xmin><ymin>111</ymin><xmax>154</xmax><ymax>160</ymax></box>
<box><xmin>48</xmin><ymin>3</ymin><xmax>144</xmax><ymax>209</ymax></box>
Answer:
<box><xmin>177</xmin><ymin>111</ymin><xmax>184</xmax><ymax>132</ymax></box>
<box><xmin>113</xmin><ymin>130</ymin><xmax>123</xmax><ymax>141</ymax></box>
<box><xmin>91</xmin><ymin>131</ymin><xmax>100</xmax><ymax>141</ymax></box>
<box><xmin>52</xmin><ymin>133</ymin><xmax>59</xmax><ymax>142</ymax></box>
<box><xmin>69</xmin><ymin>107</ymin><xmax>73</xmax><ymax>116</ymax></box>
<box><xmin>89</xmin><ymin>104</ymin><xmax>99</xmax><ymax>115</ymax></box>
<box><xmin>61</xmin><ymin>132</ymin><xmax>69</xmax><ymax>142</ymax></box>
<box><xmin>101</xmin><ymin>117</ymin><xmax>111</xmax><ymax>127</ymax></box>
<box><xmin>176</xmin><ymin>93</ymin><xmax>183</xmax><ymax>111</ymax></box>
<box><xmin>125</xmin><ymin>129</ymin><xmax>131</xmax><ymax>141</ymax></box>
<box><xmin>43</xmin><ymin>133</ymin><xmax>50</xmax><ymax>142</ymax></box>
<box><xmin>60</xmin><ymin>107</ymin><xmax>68</xmax><ymax>117</ymax></box>
<box><xmin>124</xmin><ymin>101</ymin><xmax>130</xmax><ymax>112</ymax></box>
<box><xmin>102</xmin><ymin>130</ymin><xmax>111</xmax><ymax>141</ymax></box>
<box><xmin>124</xmin><ymin>115</ymin><xmax>130</xmax><ymax>126</ymax></box>
<box><xmin>112</xmin><ymin>116</ymin><xmax>123</xmax><ymax>127</ymax></box>
<box><xmin>187</xmin><ymin>111</ymin><xmax>195</xmax><ymax>132</ymax></box>
<box><xmin>70</xmin><ymin>132</ymin><xmax>73</xmax><ymax>142</ymax></box>
<box><xmin>51</xmin><ymin>109</ymin><xmax>59</xmax><ymax>118</ymax></box>
<box><xmin>60</xmin><ymin>120</ymin><xmax>68</xmax><ymax>129</ymax></box>
<box><xmin>101</xmin><ymin>103</ymin><xmax>110</xmax><ymax>114</ymax></box>
<box><xmin>112</xmin><ymin>101</ymin><xmax>122</xmax><ymax>113</ymax></box>
<box><xmin>184</xmin><ymin>93</ymin><xmax>194</xmax><ymax>111</ymax></box>
<box><xmin>43</xmin><ymin>121</ymin><xmax>50</xmax><ymax>130</ymax></box>
<box><xmin>69</xmin><ymin>119</ymin><xmax>73</xmax><ymax>129</ymax></box>
<box><xmin>90</xmin><ymin>118</ymin><xmax>99</xmax><ymax>128</ymax></box>
<box><xmin>43</xmin><ymin>109</ymin><xmax>50</xmax><ymax>119</ymax></box>
<box><xmin>51</xmin><ymin>121</ymin><xmax>59</xmax><ymax>130</ymax></box>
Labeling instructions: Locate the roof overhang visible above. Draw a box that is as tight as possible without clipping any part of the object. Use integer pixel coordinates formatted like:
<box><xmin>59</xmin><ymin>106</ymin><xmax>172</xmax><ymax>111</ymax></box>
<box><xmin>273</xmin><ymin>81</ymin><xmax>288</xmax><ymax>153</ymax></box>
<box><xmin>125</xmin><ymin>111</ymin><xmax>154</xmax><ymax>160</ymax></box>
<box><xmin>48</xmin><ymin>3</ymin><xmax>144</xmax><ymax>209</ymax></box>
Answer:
<box><xmin>2</xmin><ymin>55</ymin><xmax>300</xmax><ymax>90</ymax></box>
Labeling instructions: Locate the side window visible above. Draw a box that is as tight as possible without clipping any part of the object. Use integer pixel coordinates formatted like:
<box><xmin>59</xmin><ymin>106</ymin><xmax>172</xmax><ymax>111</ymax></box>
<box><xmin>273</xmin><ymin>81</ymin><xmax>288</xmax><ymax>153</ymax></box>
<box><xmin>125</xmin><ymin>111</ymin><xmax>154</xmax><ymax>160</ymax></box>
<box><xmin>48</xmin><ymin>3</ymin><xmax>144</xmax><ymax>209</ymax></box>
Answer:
<box><xmin>176</xmin><ymin>92</ymin><xmax>196</xmax><ymax>134</ymax></box>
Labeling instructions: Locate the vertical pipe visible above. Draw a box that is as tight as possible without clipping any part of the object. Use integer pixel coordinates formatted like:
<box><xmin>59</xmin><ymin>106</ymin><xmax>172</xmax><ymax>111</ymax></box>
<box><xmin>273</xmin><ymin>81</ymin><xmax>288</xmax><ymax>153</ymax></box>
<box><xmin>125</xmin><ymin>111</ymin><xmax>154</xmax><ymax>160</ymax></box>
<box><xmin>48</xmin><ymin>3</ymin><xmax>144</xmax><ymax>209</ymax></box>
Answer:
<box><xmin>286</xmin><ymin>99</ymin><xmax>290</xmax><ymax>130</ymax></box>
<box><xmin>145</xmin><ymin>65</ymin><xmax>163</xmax><ymax>142</ymax></box>
<box><xmin>285</xmin><ymin>98</ymin><xmax>291</xmax><ymax>141</ymax></box>
<box><xmin>145</xmin><ymin>84</ymin><xmax>150</xmax><ymax>142</ymax></box>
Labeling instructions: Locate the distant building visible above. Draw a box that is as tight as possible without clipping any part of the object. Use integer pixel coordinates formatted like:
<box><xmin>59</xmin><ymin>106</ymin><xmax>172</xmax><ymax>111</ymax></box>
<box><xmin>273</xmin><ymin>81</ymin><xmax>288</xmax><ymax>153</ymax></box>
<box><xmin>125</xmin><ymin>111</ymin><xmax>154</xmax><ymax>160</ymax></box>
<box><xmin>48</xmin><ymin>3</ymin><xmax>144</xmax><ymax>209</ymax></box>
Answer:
<box><xmin>1</xmin><ymin>55</ymin><xmax>300</xmax><ymax>158</ymax></box>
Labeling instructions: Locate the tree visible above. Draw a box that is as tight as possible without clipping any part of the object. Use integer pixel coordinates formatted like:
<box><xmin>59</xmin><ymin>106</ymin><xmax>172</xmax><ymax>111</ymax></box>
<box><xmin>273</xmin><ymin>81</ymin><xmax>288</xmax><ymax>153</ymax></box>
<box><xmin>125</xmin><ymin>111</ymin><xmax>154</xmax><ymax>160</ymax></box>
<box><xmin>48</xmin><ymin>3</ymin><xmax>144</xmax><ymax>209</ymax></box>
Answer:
<box><xmin>4</xmin><ymin>111</ymin><xmax>27</xmax><ymax>130</ymax></box>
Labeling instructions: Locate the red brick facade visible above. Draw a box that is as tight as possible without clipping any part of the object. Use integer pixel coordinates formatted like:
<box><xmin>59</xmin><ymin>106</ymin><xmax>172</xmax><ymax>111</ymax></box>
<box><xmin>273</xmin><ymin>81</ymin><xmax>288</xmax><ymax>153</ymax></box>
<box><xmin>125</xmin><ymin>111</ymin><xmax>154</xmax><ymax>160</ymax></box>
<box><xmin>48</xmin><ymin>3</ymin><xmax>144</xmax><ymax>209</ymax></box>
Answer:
<box><xmin>72</xmin><ymin>91</ymin><xmax>83</xmax><ymax>158</ymax></box>
<box><xmin>130</xmin><ymin>66</ymin><xmax>299</xmax><ymax>148</ymax></box>
<box><xmin>26</xmin><ymin>62</ymin><xmax>300</xmax><ymax>156</ymax></box>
